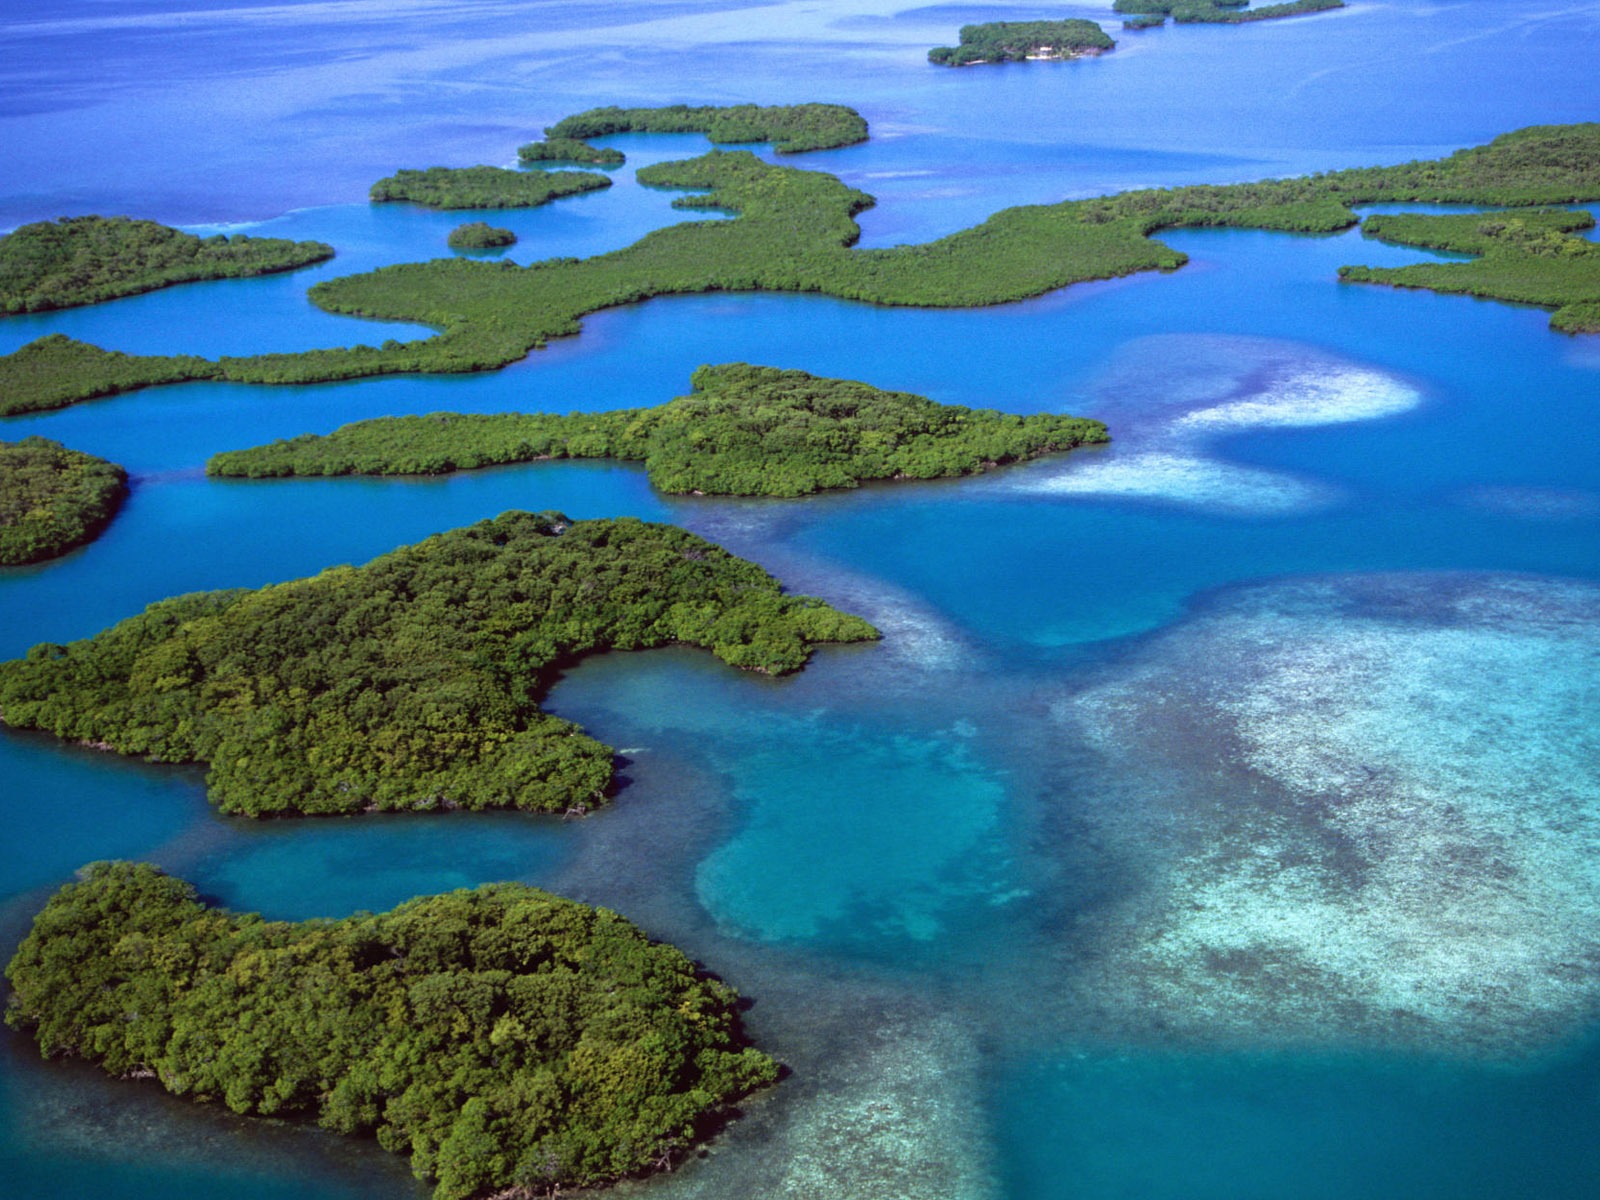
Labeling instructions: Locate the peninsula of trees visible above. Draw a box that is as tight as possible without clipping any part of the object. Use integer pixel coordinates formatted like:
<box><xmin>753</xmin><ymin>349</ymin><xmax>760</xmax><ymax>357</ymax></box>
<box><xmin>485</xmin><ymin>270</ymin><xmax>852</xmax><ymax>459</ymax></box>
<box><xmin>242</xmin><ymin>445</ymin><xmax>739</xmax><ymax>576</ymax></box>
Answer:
<box><xmin>0</xmin><ymin>437</ymin><xmax>128</xmax><ymax>565</ymax></box>
<box><xmin>4</xmin><ymin>122</ymin><xmax>1599</xmax><ymax>415</ymax></box>
<box><xmin>1339</xmin><ymin>208</ymin><xmax>1600</xmax><ymax>333</ymax></box>
<box><xmin>6</xmin><ymin>862</ymin><xmax>778</xmax><ymax>1199</ymax></box>
<box><xmin>368</xmin><ymin>166</ymin><xmax>611</xmax><ymax>210</ymax></box>
<box><xmin>929</xmin><ymin>20</ymin><xmax>1115</xmax><ymax>66</ymax></box>
<box><xmin>0</xmin><ymin>511</ymin><xmax>878</xmax><ymax>817</ymax></box>
<box><xmin>0</xmin><ymin>216</ymin><xmax>333</xmax><ymax>314</ymax></box>
<box><xmin>1113</xmin><ymin>0</ymin><xmax>1344</xmax><ymax>26</ymax></box>
<box><xmin>207</xmin><ymin>362</ymin><xmax>1111</xmax><ymax>494</ymax></box>
<box><xmin>448</xmin><ymin>222</ymin><xmax>517</xmax><ymax>251</ymax></box>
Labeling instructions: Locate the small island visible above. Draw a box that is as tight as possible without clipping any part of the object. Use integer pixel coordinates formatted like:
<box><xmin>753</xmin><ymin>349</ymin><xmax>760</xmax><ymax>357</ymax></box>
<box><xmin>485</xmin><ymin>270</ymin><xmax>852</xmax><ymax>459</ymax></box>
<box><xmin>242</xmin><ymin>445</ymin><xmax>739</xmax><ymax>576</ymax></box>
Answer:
<box><xmin>207</xmin><ymin>362</ymin><xmax>1111</xmax><ymax>494</ymax></box>
<box><xmin>0</xmin><ymin>215</ymin><xmax>333</xmax><ymax>314</ymax></box>
<box><xmin>447</xmin><ymin>221</ymin><xmax>517</xmax><ymax>251</ymax></box>
<box><xmin>6</xmin><ymin>861</ymin><xmax>778</xmax><ymax>1200</ymax></box>
<box><xmin>369</xmin><ymin>166</ymin><xmax>611</xmax><ymax>210</ymax></box>
<box><xmin>0</xmin><ymin>511</ymin><xmax>878</xmax><ymax>817</ymax></box>
<box><xmin>1340</xmin><ymin>208</ymin><xmax>1600</xmax><ymax>333</ymax></box>
<box><xmin>1114</xmin><ymin>0</ymin><xmax>1345</xmax><ymax>26</ymax></box>
<box><xmin>517</xmin><ymin>136</ymin><xmax>626</xmax><ymax>166</ymax></box>
<box><xmin>0</xmin><ymin>436</ymin><xmax>128</xmax><ymax>565</ymax></box>
<box><xmin>929</xmin><ymin>20</ymin><xmax>1115</xmax><ymax>66</ymax></box>
<box><xmin>530</xmin><ymin>102</ymin><xmax>870</xmax><ymax>161</ymax></box>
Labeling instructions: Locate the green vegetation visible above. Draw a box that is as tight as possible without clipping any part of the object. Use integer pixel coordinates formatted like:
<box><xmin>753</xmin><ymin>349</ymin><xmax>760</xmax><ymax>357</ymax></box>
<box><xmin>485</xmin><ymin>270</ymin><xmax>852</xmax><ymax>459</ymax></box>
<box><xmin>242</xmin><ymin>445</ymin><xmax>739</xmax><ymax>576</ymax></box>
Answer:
<box><xmin>209</xmin><ymin>362</ymin><xmax>1110</xmax><ymax>494</ymax></box>
<box><xmin>5</xmin><ymin>123</ymin><xmax>1599</xmax><ymax>414</ymax></box>
<box><xmin>0</xmin><ymin>334</ymin><xmax>218</xmax><ymax>416</ymax></box>
<box><xmin>0</xmin><ymin>216</ymin><xmax>332</xmax><ymax>314</ymax></box>
<box><xmin>517</xmin><ymin>137</ymin><xmax>626</xmax><ymax>166</ymax></box>
<box><xmin>369</xmin><ymin>167</ymin><xmax>610</xmax><ymax>210</ymax></box>
<box><xmin>448</xmin><ymin>222</ymin><xmax>517</xmax><ymax>252</ymax></box>
<box><xmin>545</xmin><ymin>103</ymin><xmax>869</xmax><ymax>155</ymax></box>
<box><xmin>1112</xmin><ymin>0</ymin><xmax>1343</xmax><ymax>24</ymax></box>
<box><xmin>6</xmin><ymin>862</ymin><xmax>777</xmax><ymax>1199</ymax></box>
<box><xmin>0</xmin><ymin>511</ymin><xmax>877</xmax><ymax>816</ymax></box>
<box><xmin>929</xmin><ymin>20</ymin><xmax>1115</xmax><ymax>66</ymax></box>
<box><xmin>0</xmin><ymin>437</ymin><xmax>128</xmax><ymax>565</ymax></box>
<box><xmin>1341</xmin><ymin>208</ymin><xmax>1600</xmax><ymax>333</ymax></box>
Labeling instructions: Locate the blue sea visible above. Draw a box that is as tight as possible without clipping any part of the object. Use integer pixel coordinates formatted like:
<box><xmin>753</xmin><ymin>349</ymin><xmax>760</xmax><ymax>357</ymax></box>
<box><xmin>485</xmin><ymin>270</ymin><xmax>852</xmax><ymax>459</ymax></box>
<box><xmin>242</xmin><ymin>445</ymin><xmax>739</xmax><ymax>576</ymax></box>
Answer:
<box><xmin>4</xmin><ymin>2</ymin><xmax>1600</xmax><ymax>1196</ymax></box>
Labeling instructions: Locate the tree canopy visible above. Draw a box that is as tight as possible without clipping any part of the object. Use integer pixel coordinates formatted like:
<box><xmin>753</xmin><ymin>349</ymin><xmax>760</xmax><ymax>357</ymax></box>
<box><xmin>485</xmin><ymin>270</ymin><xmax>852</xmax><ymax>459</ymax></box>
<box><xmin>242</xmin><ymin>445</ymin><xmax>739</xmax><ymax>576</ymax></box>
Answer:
<box><xmin>1113</xmin><ymin>0</ymin><xmax>1343</xmax><ymax>25</ymax></box>
<box><xmin>6</xmin><ymin>123</ymin><xmax>1600</xmax><ymax>415</ymax></box>
<box><xmin>0</xmin><ymin>215</ymin><xmax>332</xmax><ymax>314</ymax></box>
<box><xmin>6</xmin><ymin>862</ymin><xmax>778</xmax><ymax>1199</ymax></box>
<box><xmin>209</xmin><ymin>362</ymin><xmax>1110</xmax><ymax>494</ymax></box>
<box><xmin>368</xmin><ymin>166</ymin><xmax>610</xmax><ymax>210</ymax></box>
<box><xmin>0</xmin><ymin>511</ymin><xmax>878</xmax><ymax>816</ymax></box>
<box><xmin>0</xmin><ymin>436</ymin><xmax>128</xmax><ymax>565</ymax></box>
<box><xmin>1340</xmin><ymin>208</ymin><xmax>1600</xmax><ymax>333</ymax></box>
<box><xmin>544</xmin><ymin>102</ymin><xmax>868</xmax><ymax>155</ymax></box>
<box><xmin>929</xmin><ymin>20</ymin><xmax>1115</xmax><ymax>66</ymax></box>
<box><xmin>448</xmin><ymin>222</ymin><xmax>518</xmax><ymax>252</ymax></box>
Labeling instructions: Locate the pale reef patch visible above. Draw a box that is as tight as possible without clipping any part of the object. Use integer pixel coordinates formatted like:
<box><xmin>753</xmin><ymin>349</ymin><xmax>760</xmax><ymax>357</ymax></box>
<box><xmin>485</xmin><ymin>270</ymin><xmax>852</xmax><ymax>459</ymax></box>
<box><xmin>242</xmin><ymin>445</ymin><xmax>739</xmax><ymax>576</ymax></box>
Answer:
<box><xmin>1055</xmin><ymin>572</ymin><xmax>1600</xmax><ymax>1056</ymax></box>
<box><xmin>1013</xmin><ymin>335</ymin><xmax>1421</xmax><ymax>515</ymax></box>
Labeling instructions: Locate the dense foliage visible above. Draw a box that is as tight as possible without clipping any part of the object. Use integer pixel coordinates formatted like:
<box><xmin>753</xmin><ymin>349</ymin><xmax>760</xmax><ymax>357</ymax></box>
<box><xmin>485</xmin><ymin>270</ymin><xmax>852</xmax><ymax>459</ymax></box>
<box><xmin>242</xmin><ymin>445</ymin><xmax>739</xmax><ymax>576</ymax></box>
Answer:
<box><xmin>369</xmin><ymin>167</ymin><xmax>610</xmax><ymax>210</ymax></box>
<box><xmin>5</xmin><ymin>862</ymin><xmax>778</xmax><ymax>1199</ymax></box>
<box><xmin>545</xmin><ymin>103</ymin><xmax>869</xmax><ymax>154</ymax></box>
<box><xmin>928</xmin><ymin>20</ymin><xmax>1115</xmax><ymax>66</ymax></box>
<box><xmin>0</xmin><ymin>511</ymin><xmax>877</xmax><ymax>816</ymax></box>
<box><xmin>0</xmin><ymin>334</ymin><xmax>218</xmax><ymax>416</ymax></box>
<box><xmin>0</xmin><ymin>216</ymin><xmax>332</xmax><ymax>314</ymax></box>
<box><xmin>0</xmin><ymin>437</ymin><xmax>128</xmax><ymax>565</ymax></box>
<box><xmin>448</xmin><ymin>222</ymin><xmax>517</xmax><ymax>251</ymax></box>
<box><xmin>1341</xmin><ymin>208</ymin><xmax>1600</xmax><ymax>333</ymax></box>
<box><xmin>6</xmin><ymin>123</ymin><xmax>1600</xmax><ymax>413</ymax></box>
<box><xmin>517</xmin><ymin>137</ymin><xmax>626</xmax><ymax>166</ymax></box>
<box><xmin>209</xmin><ymin>362</ymin><xmax>1110</xmax><ymax>494</ymax></box>
<box><xmin>1112</xmin><ymin>0</ymin><xmax>1342</xmax><ymax>23</ymax></box>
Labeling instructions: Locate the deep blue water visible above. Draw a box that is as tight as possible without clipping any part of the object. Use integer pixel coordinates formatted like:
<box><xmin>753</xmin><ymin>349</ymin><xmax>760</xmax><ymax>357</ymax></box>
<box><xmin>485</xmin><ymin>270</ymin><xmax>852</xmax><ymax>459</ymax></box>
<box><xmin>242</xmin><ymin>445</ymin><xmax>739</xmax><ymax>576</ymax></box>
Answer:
<box><xmin>4</xmin><ymin>2</ymin><xmax>1600</xmax><ymax>1198</ymax></box>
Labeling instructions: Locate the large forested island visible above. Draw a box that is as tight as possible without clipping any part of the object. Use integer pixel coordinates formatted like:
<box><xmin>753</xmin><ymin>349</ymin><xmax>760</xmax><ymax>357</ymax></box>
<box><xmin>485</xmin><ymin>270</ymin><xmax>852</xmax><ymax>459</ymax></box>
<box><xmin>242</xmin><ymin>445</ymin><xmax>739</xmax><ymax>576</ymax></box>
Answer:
<box><xmin>928</xmin><ymin>20</ymin><xmax>1115</xmax><ymax>66</ymax></box>
<box><xmin>368</xmin><ymin>166</ymin><xmax>611</xmax><ymax>210</ymax></box>
<box><xmin>207</xmin><ymin>362</ymin><xmax>1111</xmax><ymax>495</ymax></box>
<box><xmin>0</xmin><ymin>511</ymin><xmax>877</xmax><ymax>817</ymax></box>
<box><xmin>3</xmin><ymin>121</ymin><xmax>1599</xmax><ymax>417</ymax></box>
<box><xmin>6</xmin><ymin>862</ymin><xmax>778</xmax><ymax>1200</ymax></box>
<box><xmin>0</xmin><ymin>215</ymin><xmax>333</xmax><ymax>314</ymax></box>
<box><xmin>0</xmin><ymin>436</ymin><xmax>128</xmax><ymax>565</ymax></box>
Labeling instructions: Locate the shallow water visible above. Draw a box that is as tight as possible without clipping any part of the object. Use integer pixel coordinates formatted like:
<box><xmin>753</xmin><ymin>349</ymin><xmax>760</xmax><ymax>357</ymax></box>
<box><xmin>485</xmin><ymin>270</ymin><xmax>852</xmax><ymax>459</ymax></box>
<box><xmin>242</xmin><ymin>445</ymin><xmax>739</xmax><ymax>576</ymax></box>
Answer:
<box><xmin>4</xmin><ymin>2</ymin><xmax>1600</xmax><ymax>1198</ymax></box>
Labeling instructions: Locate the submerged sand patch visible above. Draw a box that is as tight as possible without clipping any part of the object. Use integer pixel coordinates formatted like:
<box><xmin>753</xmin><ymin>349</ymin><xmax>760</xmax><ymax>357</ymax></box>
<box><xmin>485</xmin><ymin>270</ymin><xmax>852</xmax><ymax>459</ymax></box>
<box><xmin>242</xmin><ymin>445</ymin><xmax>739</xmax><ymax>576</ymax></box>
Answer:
<box><xmin>1057</xmin><ymin>573</ymin><xmax>1600</xmax><ymax>1055</ymax></box>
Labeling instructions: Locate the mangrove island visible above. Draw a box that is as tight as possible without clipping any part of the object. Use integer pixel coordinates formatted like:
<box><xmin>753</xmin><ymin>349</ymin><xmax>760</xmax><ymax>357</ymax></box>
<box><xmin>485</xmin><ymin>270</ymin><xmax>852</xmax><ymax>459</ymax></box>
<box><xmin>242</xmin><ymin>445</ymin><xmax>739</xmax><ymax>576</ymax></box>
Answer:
<box><xmin>368</xmin><ymin>166</ymin><xmax>611</xmax><ymax>210</ymax></box>
<box><xmin>1114</xmin><ymin>0</ymin><xmax>1345</xmax><ymax>27</ymax></box>
<box><xmin>6</xmin><ymin>862</ymin><xmax>778</xmax><ymax>1200</ymax></box>
<box><xmin>0</xmin><ymin>436</ymin><xmax>128</xmax><ymax>565</ymax></box>
<box><xmin>3</xmin><ymin>121</ymin><xmax>1598</xmax><ymax>417</ymax></box>
<box><xmin>207</xmin><ymin>361</ymin><xmax>1110</xmax><ymax>495</ymax></box>
<box><xmin>0</xmin><ymin>215</ymin><xmax>333</xmax><ymax>314</ymax></box>
<box><xmin>929</xmin><ymin>20</ymin><xmax>1115</xmax><ymax>66</ymax></box>
<box><xmin>448</xmin><ymin>222</ymin><xmax>518</xmax><ymax>252</ymax></box>
<box><xmin>0</xmin><ymin>511</ymin><xmax>879</xmax><ymax>817</ymax></box>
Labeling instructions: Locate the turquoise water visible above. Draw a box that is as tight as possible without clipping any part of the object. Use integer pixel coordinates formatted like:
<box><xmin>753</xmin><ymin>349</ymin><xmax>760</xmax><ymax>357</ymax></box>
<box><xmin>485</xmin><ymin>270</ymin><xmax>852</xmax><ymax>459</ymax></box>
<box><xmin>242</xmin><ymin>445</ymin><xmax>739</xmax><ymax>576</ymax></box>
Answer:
<box><xmin>5</xmin><ymin>1</ymin><xmax>1600</xmax><ymax>1197</ymax></box>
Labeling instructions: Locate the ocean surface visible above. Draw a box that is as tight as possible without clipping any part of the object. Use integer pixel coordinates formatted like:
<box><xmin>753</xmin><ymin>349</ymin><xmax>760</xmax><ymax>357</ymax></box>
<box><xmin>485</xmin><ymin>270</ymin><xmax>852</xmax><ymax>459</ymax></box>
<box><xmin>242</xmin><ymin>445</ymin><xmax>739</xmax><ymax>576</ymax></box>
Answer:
<box><xmin>4</xmin><ymin>1</ymin><xmax>1600</xmax><ymax>1196</ymax></box>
